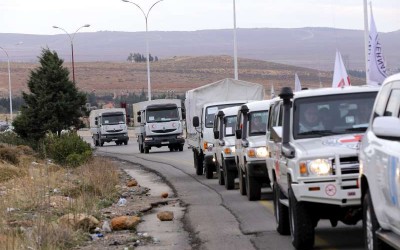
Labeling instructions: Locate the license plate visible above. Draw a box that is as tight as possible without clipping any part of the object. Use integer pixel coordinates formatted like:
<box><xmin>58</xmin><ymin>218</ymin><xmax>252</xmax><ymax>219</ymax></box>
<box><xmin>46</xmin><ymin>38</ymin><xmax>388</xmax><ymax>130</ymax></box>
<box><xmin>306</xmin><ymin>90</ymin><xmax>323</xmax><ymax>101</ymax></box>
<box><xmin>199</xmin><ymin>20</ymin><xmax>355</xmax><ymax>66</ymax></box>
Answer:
<box><xmin>161</xmin><ymin>141</ymin><xmax>169</xmax><ymax>144</ymax></box>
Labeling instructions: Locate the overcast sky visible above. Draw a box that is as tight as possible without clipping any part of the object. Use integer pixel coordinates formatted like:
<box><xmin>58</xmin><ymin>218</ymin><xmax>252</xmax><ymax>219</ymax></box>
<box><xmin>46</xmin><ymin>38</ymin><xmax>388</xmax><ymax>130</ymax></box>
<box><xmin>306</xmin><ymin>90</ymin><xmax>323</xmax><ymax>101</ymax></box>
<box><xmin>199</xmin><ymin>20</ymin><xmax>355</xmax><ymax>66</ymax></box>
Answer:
<box><xmin>0</xmin><ymin>0</ymin><xmax>399</xmax><ymax>35</ymax></box>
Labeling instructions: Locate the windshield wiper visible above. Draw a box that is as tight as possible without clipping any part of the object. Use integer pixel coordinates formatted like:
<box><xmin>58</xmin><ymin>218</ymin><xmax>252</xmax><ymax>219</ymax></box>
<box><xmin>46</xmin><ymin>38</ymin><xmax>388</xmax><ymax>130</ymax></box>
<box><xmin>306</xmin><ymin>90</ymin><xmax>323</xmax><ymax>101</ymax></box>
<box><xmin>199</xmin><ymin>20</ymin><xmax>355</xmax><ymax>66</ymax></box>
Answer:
<box><xmin>345</xmin><ymin>127</ymin><xmax>367</xmax><ymax>132</ymax></box>
<box><xmin>298</xmin><ymin>130</ymin><xmax>339</xmax><ymax>136</ymax></box>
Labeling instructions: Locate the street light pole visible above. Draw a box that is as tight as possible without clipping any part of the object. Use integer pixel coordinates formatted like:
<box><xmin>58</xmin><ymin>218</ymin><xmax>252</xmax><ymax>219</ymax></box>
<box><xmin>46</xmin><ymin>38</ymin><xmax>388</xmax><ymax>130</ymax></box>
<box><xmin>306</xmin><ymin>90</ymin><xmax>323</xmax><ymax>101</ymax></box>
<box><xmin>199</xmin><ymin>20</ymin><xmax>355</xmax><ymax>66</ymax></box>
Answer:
<box><xmin>52</xmin><ymin>24</ymin><xmax>90</xmax><ymax>83</ymax></box>
<box><xmin>233</xmin><ymin>0</ymin><xmax>238</xmax><ymax>80</ymax></box>
<box><xmin>122</xmin><ymin>0</ymin><xmax>163</xmax><ymax>101</ymax></box>
<box><xmin>0</xmin><ymin>47</ymin><xmax>12</xmax><ymax>122</ymax></box>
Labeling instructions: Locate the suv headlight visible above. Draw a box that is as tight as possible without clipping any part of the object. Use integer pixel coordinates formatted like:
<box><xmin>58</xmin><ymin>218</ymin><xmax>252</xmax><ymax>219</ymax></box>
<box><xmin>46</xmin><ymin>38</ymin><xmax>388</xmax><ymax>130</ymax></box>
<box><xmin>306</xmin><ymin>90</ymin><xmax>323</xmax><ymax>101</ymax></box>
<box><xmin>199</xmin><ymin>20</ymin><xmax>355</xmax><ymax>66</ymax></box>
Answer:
<box><xmin>247</xmin><ymin>147</ymin><xmax>268</xmax><ymax>158</ymax></box>
<box><xmin>204</xmin><ymin>142</ymin><xmax>214</xmax><ymax>152</ymax></box>
<box><xmin>299</xmin><ymin>159</ymin><xmax>332</xmax><ymax>177</ymax></box>
<box><xmin>224</xmin><ymin>146</ymin><xmax>236</xmax><ymax>155</ymax></box>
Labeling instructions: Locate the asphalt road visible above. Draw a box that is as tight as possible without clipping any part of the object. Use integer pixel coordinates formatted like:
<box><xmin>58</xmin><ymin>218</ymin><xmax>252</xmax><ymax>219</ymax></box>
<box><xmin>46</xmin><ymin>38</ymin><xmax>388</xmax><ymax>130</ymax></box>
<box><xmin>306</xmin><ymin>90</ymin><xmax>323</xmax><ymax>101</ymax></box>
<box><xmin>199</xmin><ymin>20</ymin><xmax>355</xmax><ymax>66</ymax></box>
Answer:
<box><xmin>82</xmin><ymin>134</ymin><xmax>365</xmax><ymax>250</ymax></box>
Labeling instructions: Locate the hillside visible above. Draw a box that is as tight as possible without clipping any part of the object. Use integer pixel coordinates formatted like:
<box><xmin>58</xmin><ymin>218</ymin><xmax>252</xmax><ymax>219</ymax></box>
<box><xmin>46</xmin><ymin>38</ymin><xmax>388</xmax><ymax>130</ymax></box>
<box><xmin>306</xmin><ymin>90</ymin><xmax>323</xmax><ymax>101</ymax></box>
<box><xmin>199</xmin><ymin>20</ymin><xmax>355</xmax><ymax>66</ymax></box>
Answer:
<box><xmin>0</xmin><ymin>55</ymin><xmax>365</xmax><ymax>98</ymax></box>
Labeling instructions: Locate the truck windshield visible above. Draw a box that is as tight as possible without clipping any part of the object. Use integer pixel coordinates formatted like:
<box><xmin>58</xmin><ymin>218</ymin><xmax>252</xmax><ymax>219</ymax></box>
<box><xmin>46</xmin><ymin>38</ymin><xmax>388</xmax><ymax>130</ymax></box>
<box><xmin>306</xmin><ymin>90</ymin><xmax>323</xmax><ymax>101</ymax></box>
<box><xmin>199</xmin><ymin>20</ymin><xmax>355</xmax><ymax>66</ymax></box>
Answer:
<box><xmin>147</xmin><ymin>108</ymin><xmax>179</xmax><ymax>123</ymax></box>
<box><xmin>293</xmin><ymin>92</ymin><xmax>378</xmax><ymax>139</ymax></box>
<box><xmin>224</xmin><ymin>116</ymin><xmax>237</xmax><ymax>137</ymax></box>
<box><xmin>102</xmin><ymin>114</ymin><xmax>125</xmax><ymax>125</ymax></box>
<box><xmin>205</xmin><ymin>103</ymin><xmax>244</xmax><ymax>128</ymax></box>
<box><xmin>249</xmin><ymin>111</ymin><xmax>268</xmax><ymax>136</ymax></box>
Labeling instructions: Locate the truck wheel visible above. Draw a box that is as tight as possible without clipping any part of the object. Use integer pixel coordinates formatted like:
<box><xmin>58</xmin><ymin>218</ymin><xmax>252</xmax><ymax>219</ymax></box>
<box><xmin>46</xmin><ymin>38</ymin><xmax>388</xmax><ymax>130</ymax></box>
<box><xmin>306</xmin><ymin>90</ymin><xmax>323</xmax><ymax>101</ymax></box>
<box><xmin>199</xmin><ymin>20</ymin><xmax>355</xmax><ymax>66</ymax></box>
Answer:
<box><xmin>144</xmin><ymin>147</ymin><xmax>150</xmax><ymax>154</ymax></box>
<box><xmin>289</xmin><ymin>187</ymin><xmax>314</xmax><ymax>250</ymax></box>
<box><xmin>205</xmin><ymin>163</ymin><xmax>213</xmax><ymax>179</ymax></box>
<box><xmin>223</xmin><ymin>160</ymin><xmax>235</xmax><ymax>190</ymax></box>
<box><xmin>140</xmin><ymin>144</ymin><xmax>144</xmax><ymax>153</ymax></box>
<box><xmin>169</xmin><ymin>146</ymin><xmax>173</xmax><ymax>152</ymax></box>
<box><xmin>217</xmin><ymin>162</ymin><xmax>225</xmax><ymax>185</ymax></box>
<box><xmin>100</xmin><ymin>141</ymin><xmax>104</xmax><ymax>147</ymax></box>
<box><xmin>239</xmin><ymin>167</ymin><xmax>246</xmax><ymax>195</ymax></box>
<box><xmin>195</xmin><ymin>152</ymin><xmax>203</xmax><ymax>175</ymax></box>
<box><xmin>179</xmin><ymin>145</ymin><xmax>184</xmax><ymax>151</ymax></box>
<box><xmin>246</xmin><ymin>173</ymin><xmax>261</xmax><ymax>201</ymax></box>
<box><xmin>273</xmin><ymin>182</ymin><xmax>290</xmax><ymax>235</ymax></box>
<box><xmin>364</xmin><ymin>190</ymin><xmax>384</xmax><ymax>250</ymax></box>
<box><xmin>124</xmin><ymin>140</ymin><xmax>128</xmax><ymax>145</ymax></box>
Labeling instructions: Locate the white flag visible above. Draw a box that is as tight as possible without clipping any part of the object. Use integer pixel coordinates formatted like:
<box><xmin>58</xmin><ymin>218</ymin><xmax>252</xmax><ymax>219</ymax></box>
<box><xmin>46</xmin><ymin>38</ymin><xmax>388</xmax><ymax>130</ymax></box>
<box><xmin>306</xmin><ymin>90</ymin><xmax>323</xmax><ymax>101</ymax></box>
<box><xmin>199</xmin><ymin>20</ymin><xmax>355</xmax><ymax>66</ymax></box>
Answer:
<box><xmin>367</xmin><ymin>5</ymin><xmax>387</xmax><ymax>86</ymax></box>
<box><xmin>294</xmin><ymin>73</ymin><xmax>302</xmax><ymax>92</ymax></box>
<box><xmin>332</xmin><ymin>50</ymin><xmax>351</xmax><ymax>88</ymax></box>
<box><xmin>270</xmin><ymin>84</ymin><xmax>275</xmax><ymax>98</ymax></box>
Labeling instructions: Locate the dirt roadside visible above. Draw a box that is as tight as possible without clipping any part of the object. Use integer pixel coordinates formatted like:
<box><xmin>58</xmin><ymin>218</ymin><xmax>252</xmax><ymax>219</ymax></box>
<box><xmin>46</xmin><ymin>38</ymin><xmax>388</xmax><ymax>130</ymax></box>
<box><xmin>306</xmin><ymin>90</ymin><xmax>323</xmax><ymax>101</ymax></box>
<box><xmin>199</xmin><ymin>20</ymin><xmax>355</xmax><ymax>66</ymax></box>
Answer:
<box><xmin>75</xmin><ymin>157</ymin><xmax>192</xmax><ymax>250</ymax></box>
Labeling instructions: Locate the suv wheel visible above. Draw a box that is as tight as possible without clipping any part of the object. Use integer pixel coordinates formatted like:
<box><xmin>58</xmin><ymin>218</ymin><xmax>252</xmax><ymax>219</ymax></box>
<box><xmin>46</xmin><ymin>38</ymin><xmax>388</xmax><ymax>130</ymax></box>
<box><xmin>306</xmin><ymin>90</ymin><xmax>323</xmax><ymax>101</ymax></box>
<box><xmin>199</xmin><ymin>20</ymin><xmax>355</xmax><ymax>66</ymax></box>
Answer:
<box><xmin>273</xmin><ymin>182</ymin><xmax>290</xmax><ymax>235</ymax></box>
<box><xmin>205</xmin><ymin>163</ymin><xmax>213</xmax><ymax>179</ymax></box>
<box><xmin>217</xmin><ymin>161</ymin><xmax>224</xmax><ymax>185</ymax></box>
<box><xmin>239</xmin><ymin>166</ymin><xmax>246</xmax><ymax>195</ymax></box>
<box><xmin>289</xmin><ymin>187</ymin><xmax>314</xmax><ymax>249</ymax></box>
<box><xmin>364</xmin><ymin>190</ymin><xmax>384</xmax><ymax>250</ymax></box>
<box><xmin>223</xmin><ymin>160</ymin><xmax>235</xmax><ymax>190</ymax></box>
<box><xmin>246</xmin><ymin>169</ymin><xmax>261</xmax><ymax>201</ymax></box>
<box><xmin>194</xmin><ymin>152</ymin><xmax>203</xmax><ymax>175</ymax></box>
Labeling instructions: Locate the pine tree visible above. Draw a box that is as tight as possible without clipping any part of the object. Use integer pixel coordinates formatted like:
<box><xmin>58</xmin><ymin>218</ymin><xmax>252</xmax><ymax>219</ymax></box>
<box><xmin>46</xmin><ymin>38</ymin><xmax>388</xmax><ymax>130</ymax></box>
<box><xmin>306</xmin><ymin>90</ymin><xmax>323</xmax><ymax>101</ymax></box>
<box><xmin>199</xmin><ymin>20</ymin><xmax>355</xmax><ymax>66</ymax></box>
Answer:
<box><xmin>13</xmin><ymin>48</ymin><xmax>87</xmax><ymax>140</ymax></box>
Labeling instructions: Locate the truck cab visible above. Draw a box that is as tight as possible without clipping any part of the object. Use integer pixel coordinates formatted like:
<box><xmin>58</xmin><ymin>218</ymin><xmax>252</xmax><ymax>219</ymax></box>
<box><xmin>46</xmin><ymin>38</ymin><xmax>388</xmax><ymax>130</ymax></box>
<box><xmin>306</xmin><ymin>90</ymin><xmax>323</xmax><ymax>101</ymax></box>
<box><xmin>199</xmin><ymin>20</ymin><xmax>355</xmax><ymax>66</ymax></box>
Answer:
<box><xmin>235</xmin><ymin>100</ymin><xmax>272</xmax><ymax>200</ymax></box>
<box><xmin>359</xmin><ymin>74</ymin><xmax>400</xmax><ymax>250</ymax></box>
<box><xmin>267</xmin><ymin>86</ymin><xmax>378</xmax><ymax>249</ymax></box>
<box><xmin>213</xmin><ymin>106</ymin><xmax>240</xmax><ymax>189</ymax></box>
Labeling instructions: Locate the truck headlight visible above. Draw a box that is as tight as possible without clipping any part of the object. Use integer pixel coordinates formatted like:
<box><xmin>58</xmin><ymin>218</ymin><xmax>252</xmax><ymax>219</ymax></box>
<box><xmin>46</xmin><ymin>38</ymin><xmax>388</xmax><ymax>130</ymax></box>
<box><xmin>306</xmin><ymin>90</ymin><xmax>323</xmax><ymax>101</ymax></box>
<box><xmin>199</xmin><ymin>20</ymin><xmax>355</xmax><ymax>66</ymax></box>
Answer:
<box><xmin>203</xmin><ymin>142</ymin><xmax>213</xmax><ymax>151</ymax></box>
<box><xmin>224</xmin><ymin>146</ymin><xmax>236</xmax><ymax>155</ymax></box>
<box><xmin>300</xmin><ymin>159</ymin><xmax>332</xmax><ymax>177</ymax></box>
<box><xmin>247</xmin><ymin>147</ymin><xmax>268</xmax><ymax>158</ymax></box>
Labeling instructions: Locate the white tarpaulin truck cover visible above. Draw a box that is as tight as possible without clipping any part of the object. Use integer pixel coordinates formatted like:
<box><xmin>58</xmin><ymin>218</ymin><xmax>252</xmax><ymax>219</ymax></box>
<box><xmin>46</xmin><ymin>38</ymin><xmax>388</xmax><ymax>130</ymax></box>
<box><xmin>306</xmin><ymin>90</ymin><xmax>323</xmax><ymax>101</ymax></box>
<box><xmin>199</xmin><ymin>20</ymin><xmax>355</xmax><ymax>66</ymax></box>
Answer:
<box><xmin>185</xmin><ymin>78</ymin><xmax>264</xmax><ymax>134</ymax></box>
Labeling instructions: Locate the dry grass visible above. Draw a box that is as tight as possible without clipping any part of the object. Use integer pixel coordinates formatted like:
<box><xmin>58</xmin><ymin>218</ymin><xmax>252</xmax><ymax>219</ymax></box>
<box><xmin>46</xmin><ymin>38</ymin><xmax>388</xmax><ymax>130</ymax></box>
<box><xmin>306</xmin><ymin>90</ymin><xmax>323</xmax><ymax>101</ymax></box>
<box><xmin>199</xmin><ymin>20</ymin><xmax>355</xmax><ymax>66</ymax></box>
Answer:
<box><xmin>0</xmin><ymin>150</ymin><xmax>120</xmax><ymax>250</ymax></box>
<box><xmin>0</xmin><ymin>56</ymin><xmax>366</xmax><ymax>99</ymax></box>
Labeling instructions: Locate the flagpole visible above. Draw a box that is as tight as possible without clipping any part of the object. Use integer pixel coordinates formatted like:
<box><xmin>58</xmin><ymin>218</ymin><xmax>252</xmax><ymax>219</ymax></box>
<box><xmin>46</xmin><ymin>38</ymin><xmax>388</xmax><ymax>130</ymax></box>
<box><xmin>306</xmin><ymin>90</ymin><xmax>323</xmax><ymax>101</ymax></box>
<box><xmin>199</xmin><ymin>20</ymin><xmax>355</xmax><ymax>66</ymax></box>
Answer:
<box><xmin>363</xmin><ymin>0</ymin><xmax>369</xmax><ymax>84</ymax></box>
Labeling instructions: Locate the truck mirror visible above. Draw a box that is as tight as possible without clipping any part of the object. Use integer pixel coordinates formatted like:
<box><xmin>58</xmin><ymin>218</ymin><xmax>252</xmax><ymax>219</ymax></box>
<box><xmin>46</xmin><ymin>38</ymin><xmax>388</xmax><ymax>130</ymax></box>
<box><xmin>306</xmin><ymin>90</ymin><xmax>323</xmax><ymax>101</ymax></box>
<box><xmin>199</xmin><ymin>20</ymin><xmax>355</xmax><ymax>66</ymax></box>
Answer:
<box><xmin>271</xmin><ymin>126</ymin><xmax>282</xmax><ymax>143</ymax></box>
<box><xmin>193</xmin><ymin>116</ymin><xmax>200</xmax><ymax>127</ymax></box>
<box><xmin>213</xmin><ymin>130</ymin><xmax>219</xmax><ymax>139</ymax></box>
<box><xmin>127</xmin><ymin>115</ymin><xmax>131</xmax><ymax>123</ymax></box>
<box><xmin>137</xmin><ymin>111</ymin><xmax>141</xmax><ymax>116</ymax></box>
<box><xmin>182</xmin><ymin>109</ymin><xmax>186</xmax><ymax>120</ymax></box>
<box><xmin>235</xmin><ymin>129</ymin><xmax>242</xmax><ymax>139</ymax></box>
<box><xmin>95</xmin><ymin>120</ymin><xmax>98</xmax><ymax>126</ymax></box>
<box><xmin>137</xmin><ymin>116</ymin><xmax>141</xmax><ymax>123</ymax></box>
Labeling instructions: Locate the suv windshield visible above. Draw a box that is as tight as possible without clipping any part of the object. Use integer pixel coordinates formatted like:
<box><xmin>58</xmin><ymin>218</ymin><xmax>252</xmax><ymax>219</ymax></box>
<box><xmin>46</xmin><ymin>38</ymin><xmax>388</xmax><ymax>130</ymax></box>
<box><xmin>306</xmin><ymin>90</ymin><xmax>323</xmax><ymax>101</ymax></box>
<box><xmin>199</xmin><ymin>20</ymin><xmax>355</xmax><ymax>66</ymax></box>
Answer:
<box><xmin>224</xmin><ymin>115</ymin><xmax>237</xmax><ymax>137</ymax></box>
<box><xmin>102</xmin><ymin>114</ymin><xmax>125</xmax><ymax>125</ymax></box>
<box><xmin>249</xmin><ymin>111</ymin><xmax>268</xmax><ymax>135</ymax></box>
<box><xmin>205</xmin><ymin>103</ymin><xmax>244</xmax><ymax>128</ymax></box>
<box><xmin>147</xmin><ymin>108</ymin><xmax>179</xmax><ymax>123</ymax></box>
<box><xmin>293</xmin><ymin>92</ymin><xmax>377</xmax><ymax>139</ymax></box>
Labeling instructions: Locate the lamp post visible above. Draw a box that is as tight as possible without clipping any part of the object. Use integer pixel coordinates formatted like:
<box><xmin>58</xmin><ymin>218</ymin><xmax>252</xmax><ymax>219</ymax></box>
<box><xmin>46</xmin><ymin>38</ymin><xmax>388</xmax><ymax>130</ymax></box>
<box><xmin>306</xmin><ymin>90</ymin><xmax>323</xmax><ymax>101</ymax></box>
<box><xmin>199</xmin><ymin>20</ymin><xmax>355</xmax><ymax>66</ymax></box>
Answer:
<box><xmin>233</xmin><ymin>0</ymin><xmax>238</xmax><ymax>80</ymax></box>
<box><xmin>52</xmin><ymin>24</ymin><xmax>90</xmax><ymax>83</ymax></box>
<box><xmin>0</xmin><ymin>46</ymin><xmax>12</xmax><ymax>122</ymax></box>
<box><xmin>122</xmin><ymin>0</ymin><xmax>163</xmax><ymax>101</ymax></box>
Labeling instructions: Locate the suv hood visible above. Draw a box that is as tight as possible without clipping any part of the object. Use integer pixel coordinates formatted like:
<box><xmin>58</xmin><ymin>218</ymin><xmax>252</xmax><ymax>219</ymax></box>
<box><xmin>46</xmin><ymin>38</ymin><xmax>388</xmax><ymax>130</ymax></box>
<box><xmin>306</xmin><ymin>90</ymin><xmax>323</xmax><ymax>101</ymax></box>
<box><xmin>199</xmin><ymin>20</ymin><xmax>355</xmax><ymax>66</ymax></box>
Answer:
<box><xmin>295</xmin><ymin>134</ymin><xmax>363</xmax><ymax>157</ymax></box>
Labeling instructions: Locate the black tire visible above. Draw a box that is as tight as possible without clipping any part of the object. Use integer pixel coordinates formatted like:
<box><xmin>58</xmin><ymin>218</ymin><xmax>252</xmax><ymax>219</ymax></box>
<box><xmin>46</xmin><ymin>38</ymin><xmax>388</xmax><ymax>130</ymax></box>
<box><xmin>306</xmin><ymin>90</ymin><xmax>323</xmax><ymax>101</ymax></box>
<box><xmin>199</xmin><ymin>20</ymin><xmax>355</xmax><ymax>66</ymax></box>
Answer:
<box><xmin>169</xmin><ymin>147</ymin><xmax>173</xmax><ymax>152</ymax></box>
<box><xmin>239</xmin><ymin>166</ymin><xmax>246</xmax><ymax>195</ymax></box>
<box><xmin>140</xmin><ymin>144</ymin><xmax>144</xmax><ymax>153</ymax></box>
<box><xmin>289</xmin><ymin>188</ymin><xmax>314</xmax><ymax>250</ymax></box>
<box><xmin>363</xmin><ymin>190</ymin><xmax>385</xmax><ymax>250</ymax></box>
<box><xmin>100</xmin><ymin>141</ymin><xmax>104</xmax><ymax>147</ymax></box>
<box><xmin>144</xmin><ymin>147</ymin><xmax>149</xmax><ymax>154</ymax></box>
<box><xmin>246</xmin><ymin>173</ymin><xmax>261</xmax><ymax>201</ymax></box>
<box><xmin>195</xmin><ymin>152</ymin><xmax>203</xmax><ymax>175</ymax></box>
<box><xmin>124</xmin><ymin>140</ymin><xmax>128</xmax><ymax>145</ymax></box>
<box><xmin>179</xmin><ymin>145</ymin><xmax>184</xmax><ymax>151</ymax></box>
<box><xmin>273</xmin><ymin>182</ymin><xmax>290</xmax><ymax>235</ymax></box>
<box><xmin>223</xmin><ymin>160</ymin><xmax>235</xmax><ymax>190</ymax></box>
<box><xmin>217</xmin><ymin>161</ymin><xmax>225</xmax><ymax>185</ymax></box>
<box><xmin>205</xmin><ymin>163</ymin><xmax>213</xmax><ymax>179</ymax></box>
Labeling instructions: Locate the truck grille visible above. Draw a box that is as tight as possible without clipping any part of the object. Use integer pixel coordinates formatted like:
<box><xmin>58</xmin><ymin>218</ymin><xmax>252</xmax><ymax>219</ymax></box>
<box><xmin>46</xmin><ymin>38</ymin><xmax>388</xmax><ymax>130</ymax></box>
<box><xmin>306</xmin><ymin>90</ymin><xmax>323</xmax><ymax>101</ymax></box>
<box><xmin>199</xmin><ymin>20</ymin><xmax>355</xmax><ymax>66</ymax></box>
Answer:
<box><xmin>106</xmin><ymin>129</ymin><xmax>123</xmax><ymax>132</ymax></box>
<box><xmin>152</xmin><ymin>129</ymin><xmax>177</xmax><ymax>133</ymax></box>
<box><xmin>332</xmin><ymin>156</ymin><xmax>359</xmax><ymax>175</ymax></box>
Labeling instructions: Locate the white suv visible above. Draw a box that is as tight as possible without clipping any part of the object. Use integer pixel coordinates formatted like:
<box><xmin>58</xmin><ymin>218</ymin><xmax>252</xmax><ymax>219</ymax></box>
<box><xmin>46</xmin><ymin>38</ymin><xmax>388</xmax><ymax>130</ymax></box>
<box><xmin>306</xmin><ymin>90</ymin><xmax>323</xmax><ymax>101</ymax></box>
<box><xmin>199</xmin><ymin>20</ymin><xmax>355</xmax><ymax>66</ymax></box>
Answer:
<box><xmin>359</xmin><ymin>73</ymin><xmax>400</xmax><ymax>250</ymax></box>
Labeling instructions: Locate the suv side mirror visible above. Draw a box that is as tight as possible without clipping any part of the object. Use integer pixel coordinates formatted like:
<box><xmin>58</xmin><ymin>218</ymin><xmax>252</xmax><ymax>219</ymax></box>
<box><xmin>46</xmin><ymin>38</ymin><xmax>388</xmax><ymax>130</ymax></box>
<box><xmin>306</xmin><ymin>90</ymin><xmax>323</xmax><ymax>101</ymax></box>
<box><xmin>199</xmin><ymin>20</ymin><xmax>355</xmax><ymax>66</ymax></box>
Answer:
<box><xmin>373</xmin><ymin>116</ymin><xmax>400</xmax><ymax>139</ymax></box>
<box><xmin>235</xmin><ymin>129</ymin><xmax>242</xmax><ymax>139</ymax></box>
<box><xmin>271</xmin><ymin>126</ymin><xmax>282</xmax><ymax>143</ymax></box>
<box><xmin>213</xmin><ymin>130</ymin><xmax>219</xmax><ymax>139</ymax></box>
<box><xmin>193</xmin><ymin>116</ymin><xmax>200</xmax><ymax>127</ymax></box>
<box><xmin>137</xmin><ymin>116</ymin><xmax>141</xmax><ymax>123</ymax></box>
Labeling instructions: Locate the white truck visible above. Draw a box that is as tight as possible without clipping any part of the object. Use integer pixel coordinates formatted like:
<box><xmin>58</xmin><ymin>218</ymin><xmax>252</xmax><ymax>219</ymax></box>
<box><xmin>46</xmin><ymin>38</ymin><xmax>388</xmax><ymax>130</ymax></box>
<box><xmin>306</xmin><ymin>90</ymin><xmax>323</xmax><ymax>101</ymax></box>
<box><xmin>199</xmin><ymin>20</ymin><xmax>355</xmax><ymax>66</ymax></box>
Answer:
<box><xmin>133</xmin><ymin>99</ymin><xmax>185</xmax><ymax>154</ymax></box>
<box><xmin>266</xmin><ymin>86</ymin><xmax>378</xmax><ymax>249</ymax></box>
<box><xmin>235</xmin><ymin>100</ymin><xmax>273</xmax><ymax>200</ymax></box>
<box><xmin>359</xmin><ymin>73</ymin><xmax>400</xmax><ymax>250</ymax></box>
<box><xmin>89</xmin><ymin>108</ymin><xmax>129</xmax><ymax>147</ymax></box>
<box><xmin>185</xmin><ymin>78</ymin><xmax>264</xmax><ymax>177</ymax></box>
<box><xmin>213</xmin><ymin>106</ymin><xmax>241</xmax><ymax>189</ymax></box>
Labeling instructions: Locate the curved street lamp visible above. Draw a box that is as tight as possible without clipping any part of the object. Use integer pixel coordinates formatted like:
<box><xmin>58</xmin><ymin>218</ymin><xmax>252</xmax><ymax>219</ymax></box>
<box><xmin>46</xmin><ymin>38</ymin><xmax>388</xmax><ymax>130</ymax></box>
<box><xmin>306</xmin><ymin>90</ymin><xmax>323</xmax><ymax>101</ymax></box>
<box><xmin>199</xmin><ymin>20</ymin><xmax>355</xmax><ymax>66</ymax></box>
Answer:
<box><xmin>122</xmin><ymin>0</ymin><xmax>163</xmax><ymax>101</ymax></box>
<box><xmin>233</xmin><ymin>0</ymin><xmax>238</xmax><ymax>80</ymax></box>
<box><xmin>52</xmin><ymin>24</ymin><xmax>90</xmax><ymax>83</ymax></box>
<box><xmin>0</xmin><ymin>46</ymin><xmax>12</xmax><ymax>122</ymax></box>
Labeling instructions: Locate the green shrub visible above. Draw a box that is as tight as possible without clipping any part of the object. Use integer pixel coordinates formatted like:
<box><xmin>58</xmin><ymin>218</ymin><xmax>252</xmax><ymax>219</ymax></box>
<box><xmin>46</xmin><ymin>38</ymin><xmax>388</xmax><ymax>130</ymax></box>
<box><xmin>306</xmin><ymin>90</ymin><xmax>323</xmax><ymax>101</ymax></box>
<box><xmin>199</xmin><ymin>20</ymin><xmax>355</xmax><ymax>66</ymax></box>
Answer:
<box><xmin>44</xmin><ymin>133</ymin><xmax>92</xmax><ymax>167</ymax></box>
<box><xmin>0</xmin><ymin>131</ymin><xmax>35</xmax><ymax>149</ymax></box>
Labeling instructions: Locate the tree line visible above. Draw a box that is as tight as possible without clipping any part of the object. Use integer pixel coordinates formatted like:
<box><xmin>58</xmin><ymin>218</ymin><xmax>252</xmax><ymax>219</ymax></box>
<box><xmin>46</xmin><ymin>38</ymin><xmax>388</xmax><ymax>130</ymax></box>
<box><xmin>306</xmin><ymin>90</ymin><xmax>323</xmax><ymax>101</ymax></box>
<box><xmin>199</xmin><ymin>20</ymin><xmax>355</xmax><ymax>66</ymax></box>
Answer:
<box><xmin>127</xmin><ymin>53</ymin><xmax>159</xmax><ymax>63</ymax></box>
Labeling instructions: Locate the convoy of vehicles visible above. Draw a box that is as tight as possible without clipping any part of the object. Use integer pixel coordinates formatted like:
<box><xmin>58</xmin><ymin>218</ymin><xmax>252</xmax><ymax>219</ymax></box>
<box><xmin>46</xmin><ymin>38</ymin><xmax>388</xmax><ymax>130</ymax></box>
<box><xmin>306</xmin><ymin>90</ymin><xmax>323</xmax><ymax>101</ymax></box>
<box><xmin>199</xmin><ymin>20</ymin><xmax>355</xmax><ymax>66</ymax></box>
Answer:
<box><xmin>213</xmin><ymin>106</ymin><xmax>241</xmax><ymax>189</ymax></box>
<box><xmin>359</xmin><ymin>73</ymin><xmax>400</xmax><ymax>250</ymax></box>
<box><xmin>235</xmin><ymin>100</ymin><xmax>272</xmax><ymax>200</ymax></box>
<box><xmin>185</xmin><ymin>78</ymin><xmax>264</xmax><ymax>177</ymax></box>
<box><xmin>89</xmin><ymin>108</ymin><xmax>129</xmax><ymax>146</ymax></box>
<box><xmin>266</xmin><ymin>86</ymin><xmax>378</xmax><ymax>249</ymax></box>
<box><xmin>132</xmin><ymin>99</ymin><xmax>185</xmax><ymax>154</ymax></box>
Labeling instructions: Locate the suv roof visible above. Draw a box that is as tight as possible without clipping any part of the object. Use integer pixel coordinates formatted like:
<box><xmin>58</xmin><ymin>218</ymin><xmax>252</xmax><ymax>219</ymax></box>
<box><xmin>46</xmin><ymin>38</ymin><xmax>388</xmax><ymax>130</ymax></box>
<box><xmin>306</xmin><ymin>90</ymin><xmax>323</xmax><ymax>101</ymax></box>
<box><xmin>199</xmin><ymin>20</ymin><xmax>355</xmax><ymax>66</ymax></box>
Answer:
<box><xmin>292</xmin><ymin>86</ymin><xmax>379</xmax><ymax>99</ymax></box>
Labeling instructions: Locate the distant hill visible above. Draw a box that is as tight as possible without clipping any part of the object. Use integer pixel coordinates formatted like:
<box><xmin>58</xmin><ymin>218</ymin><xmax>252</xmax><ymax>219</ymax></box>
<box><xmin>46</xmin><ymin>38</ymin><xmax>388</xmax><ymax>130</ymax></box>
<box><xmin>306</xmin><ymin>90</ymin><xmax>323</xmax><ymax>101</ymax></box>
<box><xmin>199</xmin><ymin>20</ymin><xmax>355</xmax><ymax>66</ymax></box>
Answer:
<box><xmin>0</xmin><ymin>56</ymin><xmax>366</xmax><ymax>98</ymax></box>
<box><xmin>1</xmin><ymin>27</ymin><xmax>400</xmax><ymax>72</ymax></box>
